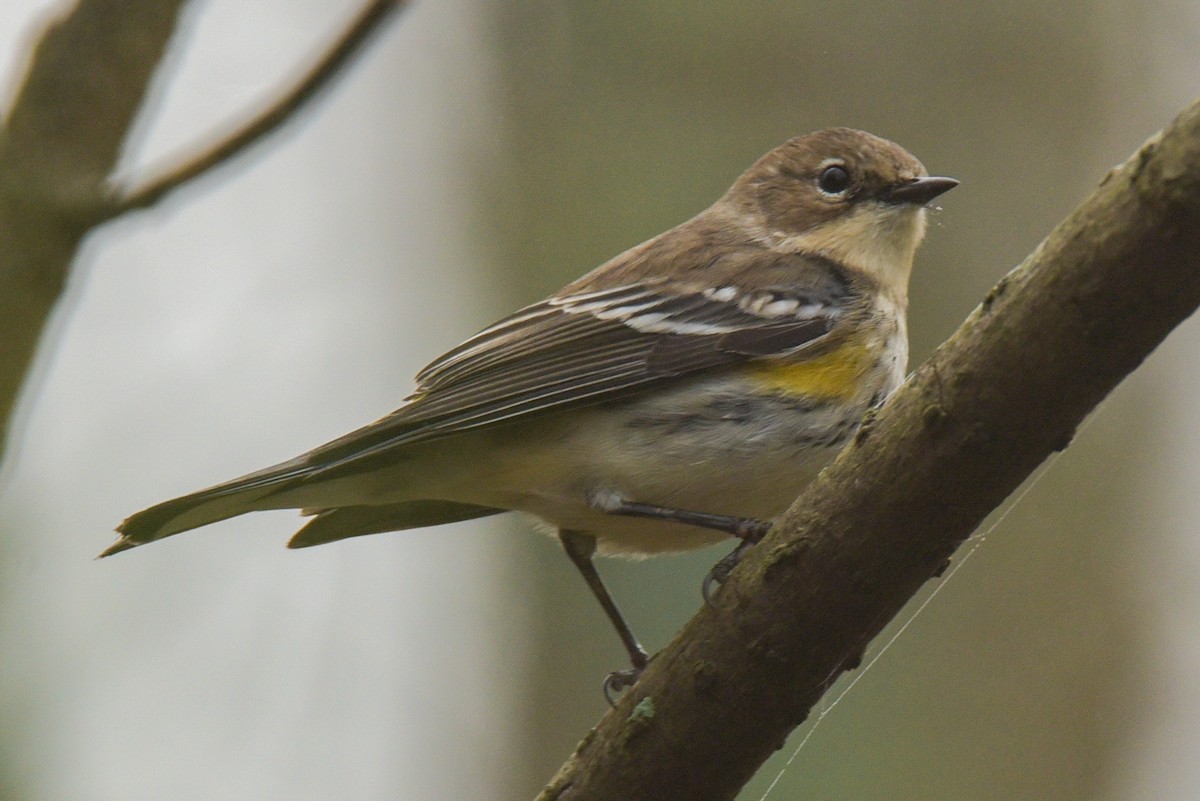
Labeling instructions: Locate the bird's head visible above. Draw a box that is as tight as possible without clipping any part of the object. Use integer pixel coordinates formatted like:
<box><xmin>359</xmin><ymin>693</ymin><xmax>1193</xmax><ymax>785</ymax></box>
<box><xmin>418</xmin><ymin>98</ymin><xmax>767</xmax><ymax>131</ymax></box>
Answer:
<box><xmin>725</xmin><ymin>128</ymin><xmax>957</xmax><ymax>297</ymax></box>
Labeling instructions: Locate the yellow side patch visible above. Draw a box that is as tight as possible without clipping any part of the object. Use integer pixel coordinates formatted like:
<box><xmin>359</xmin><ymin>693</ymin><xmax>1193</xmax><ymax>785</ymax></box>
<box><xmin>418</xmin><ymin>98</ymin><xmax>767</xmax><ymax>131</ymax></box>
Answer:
<box><xmin>745</xmin><ymin>343</ymin><xmax>874</xmax><ymax>400</ymax></box>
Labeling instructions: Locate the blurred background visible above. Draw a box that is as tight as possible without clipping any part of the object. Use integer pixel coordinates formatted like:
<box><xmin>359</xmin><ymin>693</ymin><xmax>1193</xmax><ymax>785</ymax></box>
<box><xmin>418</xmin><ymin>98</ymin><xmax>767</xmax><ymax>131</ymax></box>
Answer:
<box><xmin>0</xmin><ymin>1</ymin><xmax>1198</xmax><ymax>799</ymax></box>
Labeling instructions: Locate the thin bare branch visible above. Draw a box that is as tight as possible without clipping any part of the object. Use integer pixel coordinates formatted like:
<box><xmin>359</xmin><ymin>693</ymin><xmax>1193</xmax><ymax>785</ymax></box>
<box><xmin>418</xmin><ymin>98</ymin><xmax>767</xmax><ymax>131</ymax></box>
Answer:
<box><xmin>106</xmin><ymin>0</ymin><xmax>408</xmax><ymax>217</ymax></box>
<box><xmin>0</xmin><ymin>0</ymin><xmax>403</xmax><ymax>467</ymax></box>
<box><xmin>537</xmin><ymin>97</ymin><xmax>1200</xmax><ymax>800</ymax></box>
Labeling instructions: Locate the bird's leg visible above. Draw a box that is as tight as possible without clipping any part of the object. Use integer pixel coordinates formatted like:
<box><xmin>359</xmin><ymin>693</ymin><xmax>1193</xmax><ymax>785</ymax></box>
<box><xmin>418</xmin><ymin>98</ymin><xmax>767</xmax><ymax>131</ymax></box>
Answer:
<box><xmin>559</xmin><ymin>529</ymin><xmax>650</xmax><ymax>704</ymax></box>
<box><xmin>596</xmin><ymin>496</ymin><xmax>772</xmax><ymax>601</ymax></box>
<box><xmin>600</xmin><ymin>499</ymin><xmax>772</xmax><ymax>542</ymax></box>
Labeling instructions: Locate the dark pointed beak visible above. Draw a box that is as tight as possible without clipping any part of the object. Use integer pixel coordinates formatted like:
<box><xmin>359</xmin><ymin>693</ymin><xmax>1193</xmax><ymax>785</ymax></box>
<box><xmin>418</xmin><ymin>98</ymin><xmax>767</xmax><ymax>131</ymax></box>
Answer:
<box><xmin>880</xmin><ymin>176</ymin><xmax>959</xmax><ymax>206</ymax></box>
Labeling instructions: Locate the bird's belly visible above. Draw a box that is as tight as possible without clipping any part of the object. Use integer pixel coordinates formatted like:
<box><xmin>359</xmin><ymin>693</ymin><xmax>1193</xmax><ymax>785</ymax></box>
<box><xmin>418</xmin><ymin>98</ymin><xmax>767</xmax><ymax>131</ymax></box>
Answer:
<box><xmin>478</xmin><ymin>381</ymin><xmax>872</xmax><ymax>556</ymax></box>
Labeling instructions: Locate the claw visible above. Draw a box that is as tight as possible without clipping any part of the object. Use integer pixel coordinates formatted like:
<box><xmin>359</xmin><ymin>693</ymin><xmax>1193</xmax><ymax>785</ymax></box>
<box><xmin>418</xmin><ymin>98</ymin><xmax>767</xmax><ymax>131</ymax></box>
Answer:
<box><xmin>701</xmin><ymin>564</ymin><xmax>724</xmax><ymax>605</ymax></box>
<box><xmin>701</xmin><ymin>522</ymin><xmax>770</xmax><ymax>604</ymax></box>
<box><xmin>603</xmin><ymin>665</ymin><xmax>644</xmax><ymax>706</ymax></box>
<box><xmin>702</xmin><ymin>540</ymin><xmax>748</xmax><ymax>603</ymax></box>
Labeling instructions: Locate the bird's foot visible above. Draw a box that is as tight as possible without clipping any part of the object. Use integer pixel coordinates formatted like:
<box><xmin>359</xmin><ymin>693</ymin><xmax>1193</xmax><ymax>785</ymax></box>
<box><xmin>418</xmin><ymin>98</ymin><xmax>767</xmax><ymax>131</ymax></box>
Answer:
<box><xmin>702</xmin><ymin>520</ymin><xmax>772</xmax><ymax>603</ymax></box>
<box><xmin>603</xmin><ymin>666</ymin><xmax>645</xmax><ymax>706</ymax></box>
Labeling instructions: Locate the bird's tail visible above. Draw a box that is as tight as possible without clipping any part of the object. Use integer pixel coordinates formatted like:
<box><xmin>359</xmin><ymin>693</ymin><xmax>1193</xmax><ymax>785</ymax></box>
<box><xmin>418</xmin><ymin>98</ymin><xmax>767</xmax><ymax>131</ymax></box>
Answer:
<box><xmin>100</xmin><ymin>457</ymin><xmax>311</xmax><ymax>558</ymax></box>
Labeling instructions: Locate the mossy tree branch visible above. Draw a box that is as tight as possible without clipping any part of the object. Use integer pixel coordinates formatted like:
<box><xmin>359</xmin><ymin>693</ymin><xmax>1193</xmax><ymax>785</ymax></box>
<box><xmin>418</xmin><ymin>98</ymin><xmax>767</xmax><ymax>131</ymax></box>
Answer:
<box><xmin>537</xmin><ymin>98</ymin><xmax>1200</xmax><ymax>801</ymax></box>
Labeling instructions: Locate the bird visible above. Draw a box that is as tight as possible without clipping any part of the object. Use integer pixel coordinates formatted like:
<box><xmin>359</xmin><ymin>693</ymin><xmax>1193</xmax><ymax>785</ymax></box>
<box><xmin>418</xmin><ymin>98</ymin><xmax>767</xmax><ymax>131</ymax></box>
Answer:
<box><xmin>105</xmin><ymin>128</ymin><xmax>956</xmax><ymax>696</ymax></box>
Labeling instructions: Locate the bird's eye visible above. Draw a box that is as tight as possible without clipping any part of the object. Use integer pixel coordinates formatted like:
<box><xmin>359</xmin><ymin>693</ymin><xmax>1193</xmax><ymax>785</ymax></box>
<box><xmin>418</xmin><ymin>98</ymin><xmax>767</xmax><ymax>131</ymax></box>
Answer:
<box><xmin>817</xmin><ymin>165</ymin><xmax>850</xmax><ymax>195</ymax></box>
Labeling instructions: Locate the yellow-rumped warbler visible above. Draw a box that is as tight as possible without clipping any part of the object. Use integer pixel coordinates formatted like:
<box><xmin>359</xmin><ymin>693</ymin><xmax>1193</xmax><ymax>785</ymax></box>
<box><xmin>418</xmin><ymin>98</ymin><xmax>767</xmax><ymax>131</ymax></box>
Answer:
<box><xmin>105</xmin><ymin>128</ymin><xmax>955</xmax><ymax>692</ymax></box>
